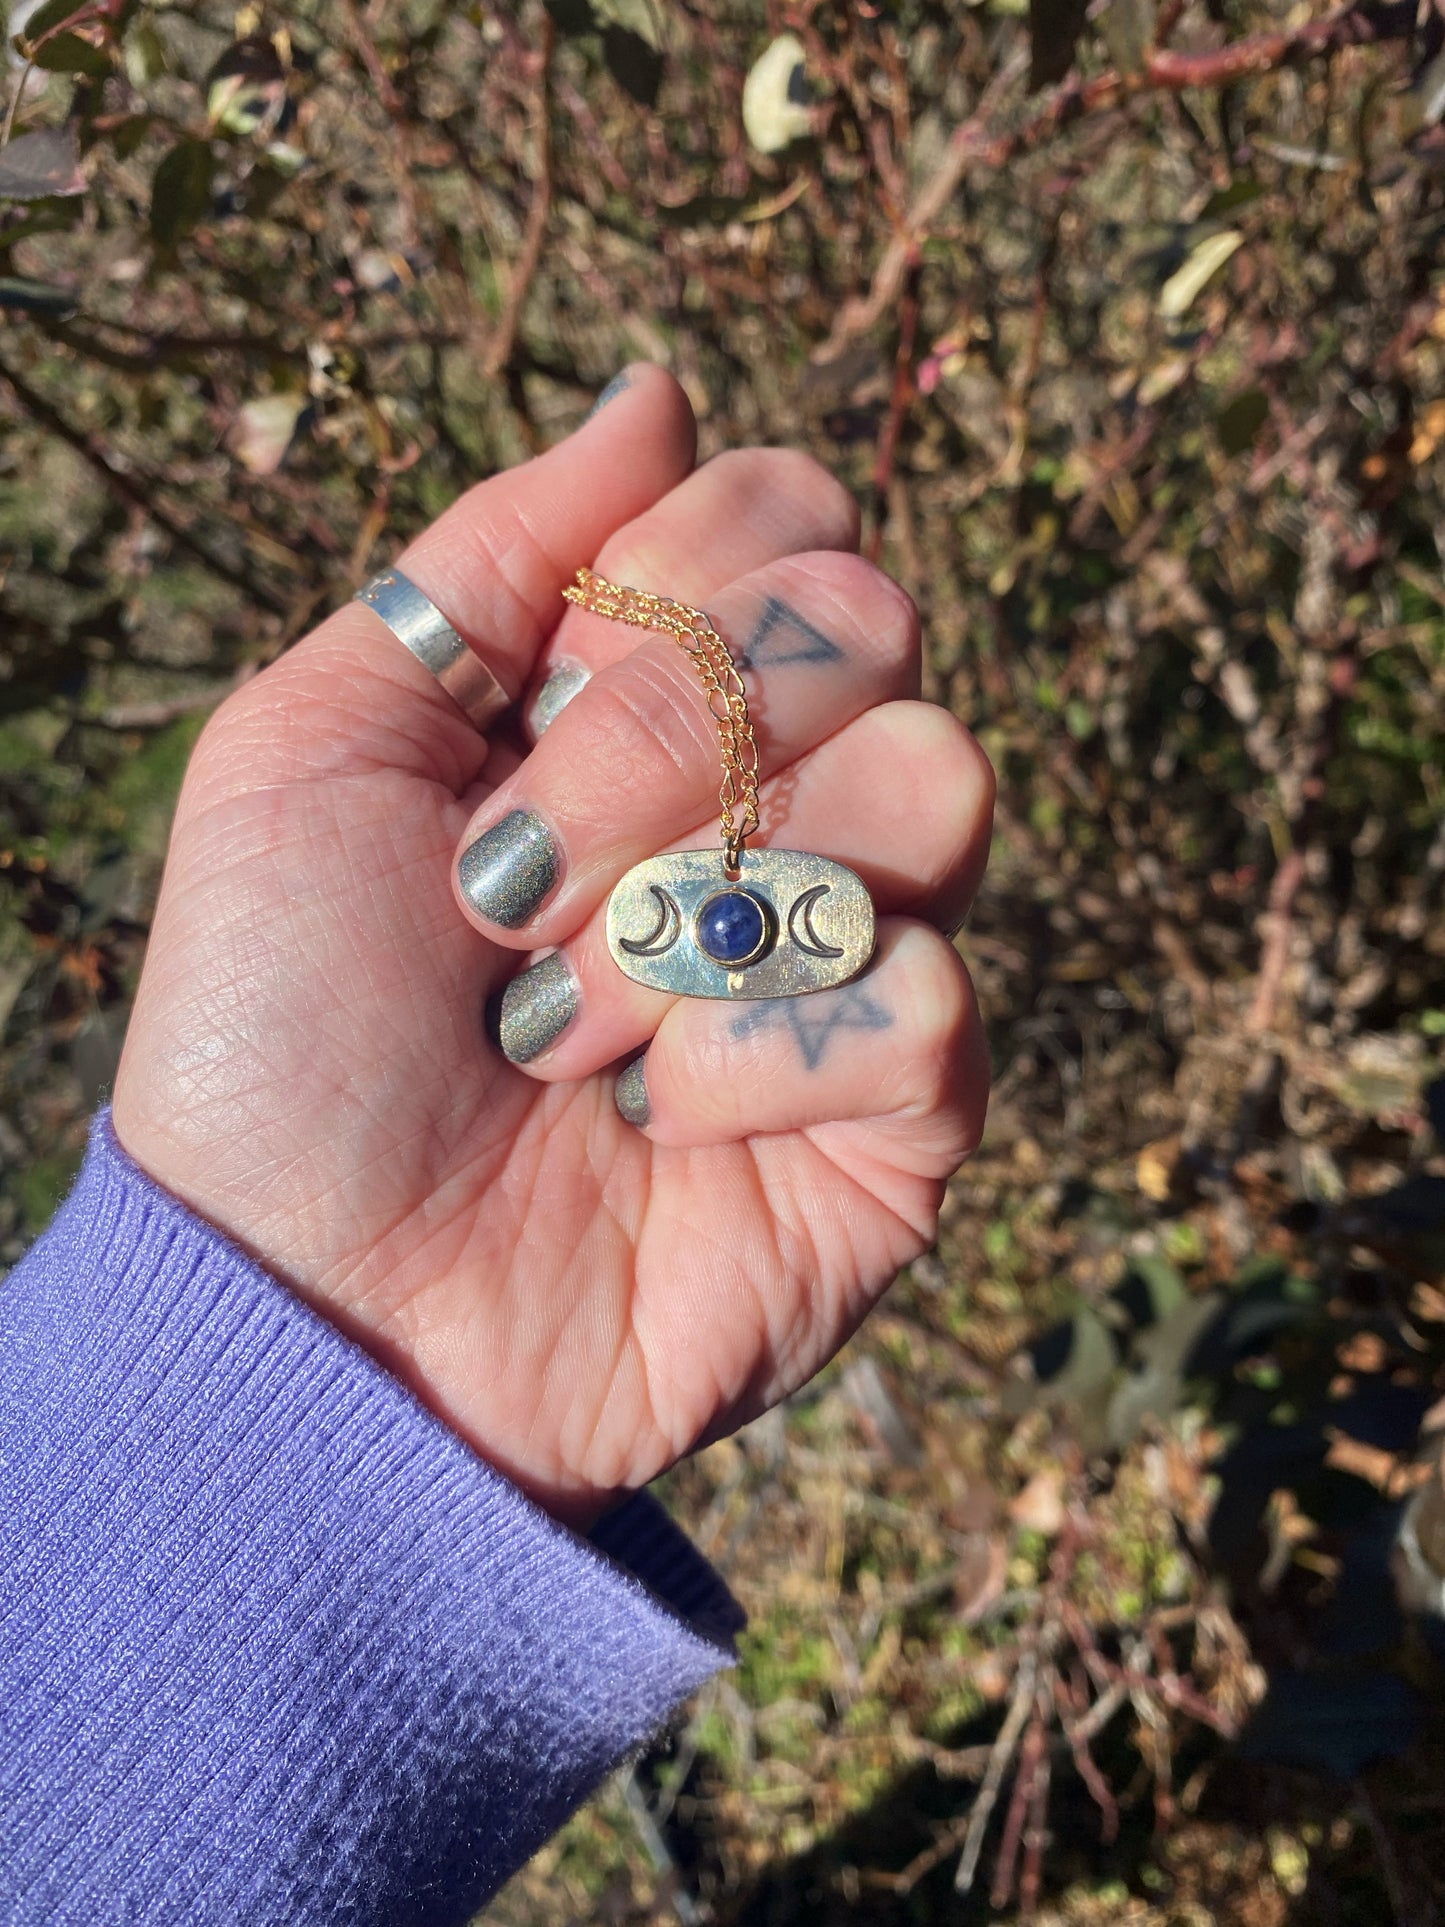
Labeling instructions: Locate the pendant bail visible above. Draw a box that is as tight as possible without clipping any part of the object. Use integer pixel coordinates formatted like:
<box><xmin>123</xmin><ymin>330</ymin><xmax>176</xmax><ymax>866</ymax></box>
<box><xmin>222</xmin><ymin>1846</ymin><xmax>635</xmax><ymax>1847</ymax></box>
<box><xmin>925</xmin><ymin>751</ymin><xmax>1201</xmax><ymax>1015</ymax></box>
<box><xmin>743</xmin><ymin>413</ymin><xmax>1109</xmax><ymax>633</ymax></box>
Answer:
<box><xmin>724</xmin><ymin>831</ymin><xmax>745</xmax><ymax>879</ymax></box>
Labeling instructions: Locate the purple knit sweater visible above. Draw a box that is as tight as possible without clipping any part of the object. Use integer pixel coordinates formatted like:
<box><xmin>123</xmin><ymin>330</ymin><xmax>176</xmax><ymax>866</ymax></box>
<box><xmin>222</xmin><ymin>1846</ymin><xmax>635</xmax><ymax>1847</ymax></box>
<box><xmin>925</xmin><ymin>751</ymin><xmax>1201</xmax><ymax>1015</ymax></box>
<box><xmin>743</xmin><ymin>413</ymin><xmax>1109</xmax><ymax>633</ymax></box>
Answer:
<box><xmin>0</xmin><ymin>1114</ymin><xmax>741</xmax><ymax>1924</ymax></box>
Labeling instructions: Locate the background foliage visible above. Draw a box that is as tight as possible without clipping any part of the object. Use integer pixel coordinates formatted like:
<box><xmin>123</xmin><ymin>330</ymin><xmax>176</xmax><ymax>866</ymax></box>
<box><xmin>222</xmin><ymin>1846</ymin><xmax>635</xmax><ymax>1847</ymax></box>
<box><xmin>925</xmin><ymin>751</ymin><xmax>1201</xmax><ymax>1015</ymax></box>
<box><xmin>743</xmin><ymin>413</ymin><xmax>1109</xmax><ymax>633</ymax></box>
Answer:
<box><xmin>5</xmin><ymin>0</ymin><xmax>1445</xmax><ymax>1918</ymax></box>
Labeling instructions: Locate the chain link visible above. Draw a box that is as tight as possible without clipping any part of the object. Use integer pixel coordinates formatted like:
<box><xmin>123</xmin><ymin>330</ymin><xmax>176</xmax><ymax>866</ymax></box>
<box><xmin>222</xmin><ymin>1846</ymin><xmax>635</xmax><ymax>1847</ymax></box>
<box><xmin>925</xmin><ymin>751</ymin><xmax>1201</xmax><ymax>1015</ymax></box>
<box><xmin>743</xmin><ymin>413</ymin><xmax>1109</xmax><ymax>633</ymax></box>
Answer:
<box><xmin>561</xmin><ymin>567</ymin><xmax>761</xmax><ymax>874</ymax></box>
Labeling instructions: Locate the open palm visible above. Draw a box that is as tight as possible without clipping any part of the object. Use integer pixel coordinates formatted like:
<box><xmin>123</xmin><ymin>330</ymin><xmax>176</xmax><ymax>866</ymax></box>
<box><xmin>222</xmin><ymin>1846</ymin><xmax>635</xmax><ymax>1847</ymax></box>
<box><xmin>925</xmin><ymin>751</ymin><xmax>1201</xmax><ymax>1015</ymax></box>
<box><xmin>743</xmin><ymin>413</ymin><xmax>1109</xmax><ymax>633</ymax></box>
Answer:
<box><xmin>113</xmin><ymin>370</ymin><xmax>992</xmax><ymax>1525</ymax></box>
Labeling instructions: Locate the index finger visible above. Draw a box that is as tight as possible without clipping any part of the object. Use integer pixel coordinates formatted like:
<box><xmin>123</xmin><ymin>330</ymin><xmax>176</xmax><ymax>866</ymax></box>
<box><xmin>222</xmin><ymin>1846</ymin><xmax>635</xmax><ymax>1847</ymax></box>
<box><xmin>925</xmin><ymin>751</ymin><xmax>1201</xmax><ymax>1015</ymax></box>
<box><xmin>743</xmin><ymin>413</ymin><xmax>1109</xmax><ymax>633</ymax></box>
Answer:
<box><xmin>206</xmin><ymin>366</ymin><xmax>697</xmax><ymax>795</ymax></box>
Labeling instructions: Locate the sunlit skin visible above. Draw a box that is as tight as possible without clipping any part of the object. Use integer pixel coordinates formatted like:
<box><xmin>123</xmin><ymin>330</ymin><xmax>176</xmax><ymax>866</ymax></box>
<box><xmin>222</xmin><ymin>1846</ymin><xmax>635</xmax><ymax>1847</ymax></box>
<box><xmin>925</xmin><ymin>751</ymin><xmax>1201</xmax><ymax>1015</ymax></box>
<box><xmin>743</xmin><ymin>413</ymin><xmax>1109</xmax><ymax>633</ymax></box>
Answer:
<box><xmin>113</xmin><ymin>368</ymin><xmax>994</xmax><ymax>1527</ymax></box>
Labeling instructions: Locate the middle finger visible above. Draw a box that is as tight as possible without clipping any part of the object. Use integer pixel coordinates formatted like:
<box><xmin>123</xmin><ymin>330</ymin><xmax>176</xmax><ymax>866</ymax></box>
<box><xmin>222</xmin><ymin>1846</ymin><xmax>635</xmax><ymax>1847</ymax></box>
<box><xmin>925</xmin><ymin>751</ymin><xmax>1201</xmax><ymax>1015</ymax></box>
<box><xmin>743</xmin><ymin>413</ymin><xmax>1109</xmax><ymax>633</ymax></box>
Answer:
<box><xmin>452</xmin><ymin>550</ymin><xmax>920</xmax><ymax>946</ymax></box>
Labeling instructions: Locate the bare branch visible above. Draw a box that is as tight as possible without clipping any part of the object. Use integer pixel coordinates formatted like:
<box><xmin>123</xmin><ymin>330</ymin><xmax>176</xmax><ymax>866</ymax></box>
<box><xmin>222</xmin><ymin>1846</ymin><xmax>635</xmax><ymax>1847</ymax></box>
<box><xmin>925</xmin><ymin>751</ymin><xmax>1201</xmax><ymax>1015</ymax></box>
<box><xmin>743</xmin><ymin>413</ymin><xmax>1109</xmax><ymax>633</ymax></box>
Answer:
<box><xmin>485</xmin><ymin>12</ymin><xmax>555</xmax><ymax>380</ymax></box>
<box><xmin>817</xmin><ymin>1</ymin><xmax>1419</xmax><ymax>361</ymax></box>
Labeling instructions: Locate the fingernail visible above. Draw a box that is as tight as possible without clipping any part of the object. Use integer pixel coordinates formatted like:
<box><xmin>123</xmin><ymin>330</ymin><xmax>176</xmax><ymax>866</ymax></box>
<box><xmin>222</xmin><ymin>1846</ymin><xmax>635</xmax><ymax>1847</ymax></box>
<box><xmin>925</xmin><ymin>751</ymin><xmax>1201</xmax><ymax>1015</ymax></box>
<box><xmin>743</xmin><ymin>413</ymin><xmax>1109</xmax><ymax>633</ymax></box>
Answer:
<box><xmin>614</xmin><ymin>1054</ymin><xmax>650</xmax><ymax>1128</ymax></box>
<box><xmin>528</xmin><ymin>660</ymin><xmax>590</xmax><ymax>738</ymax></box>
<box><xmin>587</xmin><ymin>370</ymin><xmax>631</xmax><ymax>419</ymax></box>
<box><xmin>459</xmin><ymin>809</ymin><xmax>560</xmax><ymax>929</ymax></box>
<box><xmin>494</xmin><ymin>951</ymin><xmax>579</xmax><ymax>1064</ymax></box>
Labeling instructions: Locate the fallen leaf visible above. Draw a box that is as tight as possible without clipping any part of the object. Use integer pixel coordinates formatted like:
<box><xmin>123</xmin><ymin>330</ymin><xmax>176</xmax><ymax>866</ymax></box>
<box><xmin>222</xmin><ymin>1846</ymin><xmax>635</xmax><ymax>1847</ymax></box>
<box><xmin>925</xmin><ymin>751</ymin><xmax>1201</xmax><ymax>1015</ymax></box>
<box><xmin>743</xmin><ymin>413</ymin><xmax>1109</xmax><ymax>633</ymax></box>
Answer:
<box><xmin>1136</xmin><ymin>1134</ymin><xmax>1181</xmax><ymax>1203</ymax></box>
<box><xmin>1010</xmin><ymin>1468</ymin><xmax>1065</xmax><ymax>1535</ymax></box>
<box><xmin>231</xmin><ymin>393</ymin><xmax>307</xmax><ymax>475</ymax></box>
<box><xmin>742</xmin><ymin>34</ymin><xmax>813</xmax><ymax>155</ymax></box>
<box><xmin>956</xmin><ymin>1533</ymin><xmax>1009</xmax><ymax>1623</ymax></box>
<box><xmin>1159</xmin><ymin>229</ymin><xmax>1243</xmax><ymax>320</ymax></box>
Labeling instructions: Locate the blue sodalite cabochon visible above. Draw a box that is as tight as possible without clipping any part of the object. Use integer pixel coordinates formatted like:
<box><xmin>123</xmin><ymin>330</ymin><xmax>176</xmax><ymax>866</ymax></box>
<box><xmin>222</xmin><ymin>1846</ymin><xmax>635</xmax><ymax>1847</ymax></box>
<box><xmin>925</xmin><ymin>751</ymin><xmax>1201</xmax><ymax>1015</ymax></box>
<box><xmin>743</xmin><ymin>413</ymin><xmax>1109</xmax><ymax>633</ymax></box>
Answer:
<box><xmin>695</xmin><ymin>890</ymin><xmax>769</xmax><ymax>966</ymax></box>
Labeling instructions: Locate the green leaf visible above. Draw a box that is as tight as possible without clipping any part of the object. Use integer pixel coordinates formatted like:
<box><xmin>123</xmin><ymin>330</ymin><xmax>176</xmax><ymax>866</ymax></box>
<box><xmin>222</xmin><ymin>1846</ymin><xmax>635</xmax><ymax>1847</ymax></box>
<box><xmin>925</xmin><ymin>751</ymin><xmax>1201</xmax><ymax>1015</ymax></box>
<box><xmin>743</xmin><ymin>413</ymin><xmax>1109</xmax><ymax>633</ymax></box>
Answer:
<box><xmin>149</xmin><ymin>138</ymin><xmax>214</xmax><ymax>247</ymax></box>
<box><xmin>1401</xmin><ymin>45</ymin><xmax>1445</xmax><ymax>138</ymax></box>
<box><xmin>0</xmin><ymin>272</ymin><xmax>76</xmax><ymax>314</ymax></box>
<box><xmin>0</xmin><ymin>197</ymin><xmax>82</xmax><ymax>244</ymax></box>
<box><xmin>206</xmin><ymin>35</ymin><xmax>286</xmax><ymax>139</ymax></box>
<box><xmin>1216</xmin><ymin>387</ymin><xmax>1270</xmax><ymax>456</ymax></box>
<box><xmin>602</xmin><ymin>24</ymin><xmax>662</xmax><ymax>105</ymax></box>
<box><xmin>1105</xmin><ymin>1291</ymin><xmax>1220</xmax><ymax>1449</ymax></box>
<box><xmin>1061</xmin><ymin>1307</ymin><xmax>1119</xmax><ymax>1396</ymax></box>
<box><xmin>1096</xmin><ymin>0</ymin><xmax>1153</xmax><ymax>77</ymax></box>
<box><xmin>1200</xmin><ymin>176</ymin><xmax>1264</xmax><ymax>220</ymax></box>
<box><xmin>31</xmin><ymin>30</ymin><xmax>109</xmax><ymax>75</ymax></box>
<box><xmin>123</xmin><ymin>18</ymin><xmax>170</xmax><ymax>87</ymax></box>
<box><xmin>1028</xmin><ymin>0</ymin><xmax>1089</xmax><ymax>90</ymax></box>
<box><xmin>593</xmin><ymin>0</ymin><xmax>663</xmax><ymax>49</ymax></box>
<box><xmin>1128</xmin><ymin>1251</ymin><xmax>1189</xmax><ymax>1321</ymax></box>
<box><xmin>543</xmin><ymin>0</ymin><xmax>596</xmax><ymax>31</ymax></box>
<box><xmin>113</xmin><ymin>113</ymin><xmax>151</xmax><ymax>161</ymax></box>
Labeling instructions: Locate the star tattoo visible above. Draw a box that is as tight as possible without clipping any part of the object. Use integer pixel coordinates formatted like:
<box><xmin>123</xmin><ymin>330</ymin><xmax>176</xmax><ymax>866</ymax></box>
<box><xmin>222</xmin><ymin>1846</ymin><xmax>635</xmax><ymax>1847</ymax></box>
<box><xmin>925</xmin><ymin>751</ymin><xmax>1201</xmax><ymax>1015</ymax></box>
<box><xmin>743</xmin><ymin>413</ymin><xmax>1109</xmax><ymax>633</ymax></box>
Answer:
<box><xmin>731</xmin><ymin>982</ymin><xmax>893</xmax><ymax>1071</ymax></box>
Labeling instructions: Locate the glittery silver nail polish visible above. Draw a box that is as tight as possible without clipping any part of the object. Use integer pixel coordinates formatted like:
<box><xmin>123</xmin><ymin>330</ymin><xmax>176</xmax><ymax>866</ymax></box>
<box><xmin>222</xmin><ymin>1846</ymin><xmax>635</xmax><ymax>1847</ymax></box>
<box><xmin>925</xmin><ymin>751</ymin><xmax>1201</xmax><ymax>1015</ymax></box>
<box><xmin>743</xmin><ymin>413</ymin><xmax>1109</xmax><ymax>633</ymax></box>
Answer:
<box><xmin>587</xmin><ymin>371</ymin><xmax>631</xmax><ymax>419</ymax></box>
<box><xmin>614</xmin><ymin>1055</ymin><xmax>650</xmax><ymax>1128</ymax></box>
<box><xmin>459</xmin><ymin>809</ymin><xmax>560</xmax><ymax>929</ymax></box>
<box><xmin>528</xmin><ymin>661</ymin><xmax>590</xmax><ymax>738</ymax></box>
<box><xmin>496</xmin><ymin>952</ymin><xmax>579</xmax><ymax>1064</ymax></box>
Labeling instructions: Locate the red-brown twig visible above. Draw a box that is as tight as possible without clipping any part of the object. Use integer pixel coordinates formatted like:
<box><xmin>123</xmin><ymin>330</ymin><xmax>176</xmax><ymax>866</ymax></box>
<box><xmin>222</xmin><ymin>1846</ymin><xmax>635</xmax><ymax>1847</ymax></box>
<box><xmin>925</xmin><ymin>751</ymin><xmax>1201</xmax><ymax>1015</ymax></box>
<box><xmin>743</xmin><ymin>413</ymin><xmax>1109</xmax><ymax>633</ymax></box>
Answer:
<box><xmin>1019</xmin><ymin>1726</ymin><xmax>1053</xmax><ymax>1917</ymax></box>
<box><xmin>1058</xmin><ymin>1664</ymin><xmax>1124</xmax><ymax>1842</ymax></box>
<box><xmin>1248</xmin><ymin>611</ymin><xmax>1362</xmax><ymax>1035</ymax></box>
<box><xmin>991</xmin><ymin>1704</ymin><xmax>1047</xmax><ymax>1908</ymax></box>
<box><xmin>817</xmin><ymin>0</ymin><xmax>1419</xmax><ymax>360</ymax></box>
<box><xmin>866</xmin><ymin>246</ymin><xmax>921</xmax><ymax>565</ymax></box>
<box><xmin>955</xmin><ymin>1649</ymin><xmax>1038</xmax><ymax>1894</ymax></box>
<box><xmin>485</xmin><ymin>12</ymin><xmax>555</xmax><ymax>379</ymax></box>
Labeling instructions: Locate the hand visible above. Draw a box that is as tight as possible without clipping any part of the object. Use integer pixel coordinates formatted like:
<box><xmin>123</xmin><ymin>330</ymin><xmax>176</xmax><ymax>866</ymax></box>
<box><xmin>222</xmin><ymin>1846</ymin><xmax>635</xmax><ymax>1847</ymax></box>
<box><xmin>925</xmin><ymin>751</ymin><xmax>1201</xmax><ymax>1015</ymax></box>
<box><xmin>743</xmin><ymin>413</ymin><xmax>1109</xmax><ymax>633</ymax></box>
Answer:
<box><xmin>112</xmin><ymin>369</ymin><xmax>993</xmax><ymax>1525</ymax></box>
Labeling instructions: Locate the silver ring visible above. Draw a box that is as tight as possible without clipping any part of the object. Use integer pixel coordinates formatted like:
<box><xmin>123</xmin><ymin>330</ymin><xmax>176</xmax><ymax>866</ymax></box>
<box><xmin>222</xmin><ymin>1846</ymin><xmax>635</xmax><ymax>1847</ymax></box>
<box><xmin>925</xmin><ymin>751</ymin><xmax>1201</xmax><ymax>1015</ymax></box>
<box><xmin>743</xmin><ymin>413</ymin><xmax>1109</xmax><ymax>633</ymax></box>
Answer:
<box><xmin>353</xmin><ymin>569</ymin><xmax>510</xmax><ymax>731</ymax></box>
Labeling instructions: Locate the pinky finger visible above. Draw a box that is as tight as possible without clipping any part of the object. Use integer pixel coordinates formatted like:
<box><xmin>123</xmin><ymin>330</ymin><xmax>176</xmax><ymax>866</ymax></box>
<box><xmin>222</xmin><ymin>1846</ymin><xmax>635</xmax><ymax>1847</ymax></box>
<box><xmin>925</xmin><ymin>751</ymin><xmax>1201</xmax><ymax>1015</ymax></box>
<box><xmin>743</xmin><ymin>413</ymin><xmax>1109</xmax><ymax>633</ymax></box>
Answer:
<box><xmin>617</xmin><ymin>921</ymin><xmax>988</xmax><ymax>1173</ymax></box>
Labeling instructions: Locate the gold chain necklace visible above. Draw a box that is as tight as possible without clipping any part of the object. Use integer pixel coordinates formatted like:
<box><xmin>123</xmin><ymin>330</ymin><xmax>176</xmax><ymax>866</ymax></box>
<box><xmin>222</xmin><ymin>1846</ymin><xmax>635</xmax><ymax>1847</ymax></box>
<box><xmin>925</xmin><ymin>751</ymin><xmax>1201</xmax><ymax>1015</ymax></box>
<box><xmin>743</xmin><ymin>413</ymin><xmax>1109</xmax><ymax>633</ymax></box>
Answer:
<box><xmin>563</xmin><ymin>567</ymin><xmax>876</xmax><ymax>1001</ymax></box>
<box><xmin>564</xmin><ymin>568</ymin><xmax>760</xmax><ymax>872</ymax></box>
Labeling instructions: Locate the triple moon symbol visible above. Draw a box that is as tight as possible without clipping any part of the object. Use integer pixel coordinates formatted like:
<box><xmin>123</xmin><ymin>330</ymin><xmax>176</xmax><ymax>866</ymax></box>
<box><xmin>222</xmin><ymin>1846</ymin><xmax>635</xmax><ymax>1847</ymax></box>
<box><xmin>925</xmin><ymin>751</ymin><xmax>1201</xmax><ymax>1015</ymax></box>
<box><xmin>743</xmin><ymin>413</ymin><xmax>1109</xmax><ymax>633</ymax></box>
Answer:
<box><xmin>620</xmin><ymin>884</ymin><xmax>682</xmax><ymax>957</ymax></box>
<box><xmin>788</xmin><ymin>884</ymin><xmax>844</xmax><ymax>959</ymax></box>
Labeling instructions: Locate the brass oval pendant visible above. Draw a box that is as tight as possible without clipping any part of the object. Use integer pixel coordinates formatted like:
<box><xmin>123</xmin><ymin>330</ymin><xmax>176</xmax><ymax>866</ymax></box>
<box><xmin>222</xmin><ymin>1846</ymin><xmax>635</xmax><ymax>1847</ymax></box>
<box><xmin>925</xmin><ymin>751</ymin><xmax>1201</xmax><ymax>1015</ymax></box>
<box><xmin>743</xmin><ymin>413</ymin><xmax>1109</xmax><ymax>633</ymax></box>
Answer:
<box><xmin>607</xmin><ymin>849</ymin><xmax>875</xmax><ymax>1000</ymax></box>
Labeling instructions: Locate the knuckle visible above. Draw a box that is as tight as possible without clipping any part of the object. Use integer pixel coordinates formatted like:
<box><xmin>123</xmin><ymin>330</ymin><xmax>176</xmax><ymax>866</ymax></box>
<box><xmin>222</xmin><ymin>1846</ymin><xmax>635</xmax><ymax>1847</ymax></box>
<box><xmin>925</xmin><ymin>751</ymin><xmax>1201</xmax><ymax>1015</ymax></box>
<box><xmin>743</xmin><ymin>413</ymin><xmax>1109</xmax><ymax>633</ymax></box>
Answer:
<box><xmin>780</xmin><ymin>551</ymin><xmax>921</xmax><ymax>674</ymax></box>
<box><xmin>408</xmin><ymin>497</ymin><xmax>548</xmax><ymax>664</ymax></box>
<box><xmin>897</xmin><ymin>929</ymin><xmax>978</xmax><ymax>1111</ymax></box>
<box><xmin>864</xmin><ymin>705</ymin><xmax>995</xmax><ymax>888</ymax></box>
<box><xmin>718</xmin><ymin>446</ymin><xmax>861</xmax><ymax>547</ymax></box>
<box><xmin>579</xmin><ymin>644</ymin><xmax>717</xmax><ymax>789</ymax></box>
<box><xmin>923</xmin><ymin>709</ymin><xmax>997</xmax><ymax>833</ymax></box>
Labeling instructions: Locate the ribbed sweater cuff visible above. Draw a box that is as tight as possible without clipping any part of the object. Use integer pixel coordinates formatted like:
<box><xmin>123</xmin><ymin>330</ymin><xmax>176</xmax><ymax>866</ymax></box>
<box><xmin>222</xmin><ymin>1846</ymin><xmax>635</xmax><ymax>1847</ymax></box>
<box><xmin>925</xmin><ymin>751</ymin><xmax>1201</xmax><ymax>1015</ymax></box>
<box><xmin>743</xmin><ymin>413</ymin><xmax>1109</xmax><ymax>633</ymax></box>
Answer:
<box><xmin>0</xmin><ymin>1114</ymin><xmax>741</xmax><ymax>1927</ymax></box>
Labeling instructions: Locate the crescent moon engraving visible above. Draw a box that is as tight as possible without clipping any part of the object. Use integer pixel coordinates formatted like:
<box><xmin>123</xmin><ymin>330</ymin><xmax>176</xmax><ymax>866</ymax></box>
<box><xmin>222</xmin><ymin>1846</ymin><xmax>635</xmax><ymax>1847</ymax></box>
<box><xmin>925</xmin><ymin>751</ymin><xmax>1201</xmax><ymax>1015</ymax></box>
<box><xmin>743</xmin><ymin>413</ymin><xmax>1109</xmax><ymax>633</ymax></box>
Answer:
<box><xmin>620</xmin><ymin>884</ymin><xmax>682</xmax><ymax>957</ymax></box>
<box><xmin>788</xmin><ymin>884</ymin><xmax>844</xmax><ymax>959</ymax></box>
